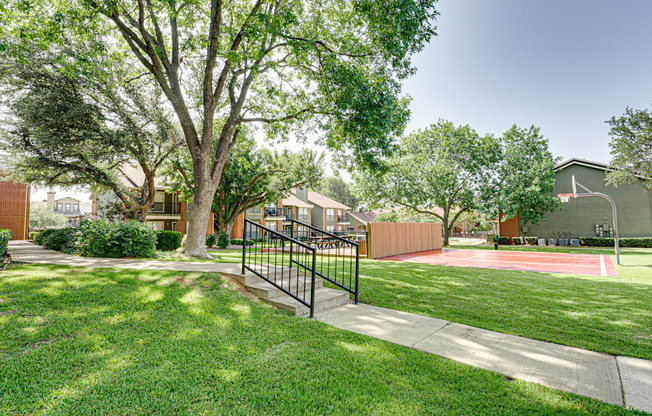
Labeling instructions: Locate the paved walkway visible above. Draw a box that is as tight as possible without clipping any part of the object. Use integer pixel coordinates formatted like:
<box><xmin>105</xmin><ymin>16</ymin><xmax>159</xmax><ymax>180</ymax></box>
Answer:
<box><xmin>382</xmin><ymin>249</ymin><xmax>617</xmax><ymax>277</ymax></box>
<box><xmin>7</xmin><ymin>241</ymin><xmax>242</xmax><ymax>275</ymax></box>
<box><xmin>318</xmin><ymin>304</ymin><xmax>652</xmax><ymax>413</ymax></box>
<box><xmin>6</xmin><ymin>242</ymin><xmax>651</xmax><ymax>413</ymax></box>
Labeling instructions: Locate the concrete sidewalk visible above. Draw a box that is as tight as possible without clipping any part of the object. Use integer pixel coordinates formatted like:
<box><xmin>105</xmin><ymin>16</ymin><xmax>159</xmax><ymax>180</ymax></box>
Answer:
<box><xmin>318</xmin><ymin>304</ymin><xmax>652</xmax><ymax>414</ymax></box>
<box><xmin>7</xmin><ymin>241</ymin><xmax>242</xmax><ymax>275</ymax></box>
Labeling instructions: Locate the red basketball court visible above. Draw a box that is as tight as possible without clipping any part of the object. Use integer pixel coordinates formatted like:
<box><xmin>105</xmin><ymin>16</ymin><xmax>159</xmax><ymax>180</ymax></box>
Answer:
<box><xmin>381</xmin><ymin>249</ymin><xmax>617</xmax><ymax>277</ymax></box>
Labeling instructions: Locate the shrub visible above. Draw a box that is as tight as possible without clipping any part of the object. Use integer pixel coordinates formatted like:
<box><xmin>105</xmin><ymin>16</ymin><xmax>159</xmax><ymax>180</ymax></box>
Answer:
<box><xmin>34</xmin><ymin>229</ymin><xmax>57</xmax><ymax>245</ymax></box>
<box><xmin>217</xmin><ymin>231</ymin><xmax>229</xmax><ymax>249</ymax></box>
<box><xmin>579</xmin><ymin>237</ymin><xmax>652</xmax><ymax>248</ymax></box>
<box><xmin>497</xmin><ymin>236</ymin><xmax>510</xmax><ymax>245</ymax></box>
<box><xmin>206</xmin><ymin>233</ymin><xmax>217</xmax><ymax>249</ymax></box>
<box><xmin>77</xmin><ymin>220</ymin><xmax>156</xmax><ymax>258</ymax></box>
<box><xmin>524</xmin><ymin>237</ymin><xmax>538</xmax><ymax>245</ymax></box>
<box><xmin>511</xmin><ymin>237</ymin><xmax>522</xmax><ymax>245</ymax></box>
<box><xmin>0</xmin><ymin>229</ymin><xmax>11</xmax><ymax>256</ymax></box>
<box><xmin>28</xmin><ymin>231</ymin><xmax>40</xmax><ymax>241</ymax></box>
<box><xmin>42</xmin><ymin>228</ymin><xmax>78</xmax><ymax>253</ymax></box>
<box><xmin>156</xmin><ymin>230</ymin><xmax>182</xmax><ymax>251</ymax></box>
<box><xmin>230</xmin><ymin>238</ymin><xmax>254</xmax><ymax>246</ymax></box>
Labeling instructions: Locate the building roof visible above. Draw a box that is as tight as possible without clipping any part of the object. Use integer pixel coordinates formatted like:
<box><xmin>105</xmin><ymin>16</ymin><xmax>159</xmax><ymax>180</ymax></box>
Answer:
<box><xmin>54</xmin><ymin>196</ymin><xmax>80</xmax><ymax>203</ymax></box>
<box><xmin>119</xmin><ymin>163</ymin><xmax>168</xmax><ymax>189</ymax></box>
<box><xmin>347</xmin><ymin>211</ymin><xmax>377</xmax><ymax>224</ymax></box>
<box><xmin>306</xmin><ymin>191</ymin><xmax>350</xmax><ymax>210</ymax></box>
<box><xmin>280</xmin><ymin>195</ymin><xmax>313</xmax><ymax>208</ymax></box>
<box><xmin>554</xmin><ymin>158</ymin><xmax>611</xmax><ymax>172</ymax></box>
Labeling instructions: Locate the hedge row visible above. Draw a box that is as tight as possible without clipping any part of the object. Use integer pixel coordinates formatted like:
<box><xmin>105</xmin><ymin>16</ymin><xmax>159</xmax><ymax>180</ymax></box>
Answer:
<box><xmin>0</xmin><ymin>229</ymin><xmax>11</xmax><ymax>257</ymax></box>
<box><xmin>579</xmin><ymin>237</ymin><xmax>652</xmax><ymax>248</ymax></box>
<box><xmin>156</xmin><ymin>230</ymin><xmax>182</xmax><ymax>251</ymax></box>
<box><xmin>76</xmin><ymin>220</ymin><xmax>156</xmax><ymax>258</ymax></box>
<box><xmin>230</xmin><ymin>238</ymin><xmax>254</xmax><ymax>246</ymax></box>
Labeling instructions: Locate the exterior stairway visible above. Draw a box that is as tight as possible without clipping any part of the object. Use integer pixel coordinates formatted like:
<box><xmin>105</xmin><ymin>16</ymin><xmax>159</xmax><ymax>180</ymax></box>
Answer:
<box><xmin>223</xmin><ymin>265</ymin><xmax>350</xmax><ymax>317</ymax></box>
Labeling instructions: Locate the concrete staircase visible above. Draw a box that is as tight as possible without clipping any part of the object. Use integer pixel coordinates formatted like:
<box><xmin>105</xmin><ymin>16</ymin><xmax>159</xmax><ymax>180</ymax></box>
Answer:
<box><xmin>223</xmin><ymin>265</ymin><xmax>350</xmax><ymax>317</ymax></box>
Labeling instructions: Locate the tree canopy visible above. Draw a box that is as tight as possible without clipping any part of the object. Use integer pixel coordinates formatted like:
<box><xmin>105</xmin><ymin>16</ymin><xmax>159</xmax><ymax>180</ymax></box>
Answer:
<box><xmin>29</xmin><ymin>204</ymin><xmax>68</xmax><ymax>229</ymax></box>
<box><xmin>0</xmin><ymin>0</ymin><xmax>439</xmax><ymax>256</ymax></box>
<box><xmin>314</xmin><ymin>175</ymin><xmax>359</xmax><ymax>211</ymax></box>
<box><xmin>354</xmin><ymin>120</ymin><xmax>558</xmax><ymax>245</ymax></box>
<box><xmin>606</xmin><ymin>106</ymin><xmax>652</xmax><ymax>190</ymax></box>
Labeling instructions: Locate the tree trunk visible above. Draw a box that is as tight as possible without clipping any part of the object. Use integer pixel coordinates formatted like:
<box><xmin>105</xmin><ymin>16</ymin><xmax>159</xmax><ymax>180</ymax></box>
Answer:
<box><xmin>185</xmin><ymin>172</ymin><xmax>217</xmax><ymax>258</ymax></box>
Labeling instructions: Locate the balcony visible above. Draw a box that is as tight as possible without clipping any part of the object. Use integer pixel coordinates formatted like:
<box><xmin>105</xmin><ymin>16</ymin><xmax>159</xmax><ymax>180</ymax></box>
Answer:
<box><xmin>264</xmin><ymin>207</ymin><xmax>291</xmax><ymax>220</ymax></box>
<box><xmin>150</xmin><ymin>202</ymin><xmax>181</xmax><ymax>215</ymax></box>
<box><xmin>337</xmin><ymin>215</ymin><xmax>350</xmax><ymax>224</ymax></box>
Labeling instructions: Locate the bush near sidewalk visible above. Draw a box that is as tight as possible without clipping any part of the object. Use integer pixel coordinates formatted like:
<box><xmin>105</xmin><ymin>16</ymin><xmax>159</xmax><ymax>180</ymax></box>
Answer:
<box><xmin>0</xmin><ymin>229</ymin><xmax>11</xmax><ymax>256</ymax></box>
<box><xmin>156</xmin><ymin>230</ymin><xmax>182</xmax><ymax>251</ymax></box>
<box><xmin>41</xmin><ymin>228</ymin><xmax>77</xmax><ymax>253</ymax></box>
<box><xmin>76</xmin><ymin>220</ymin><xmax>156</xmax><ymax>258</ymax></box>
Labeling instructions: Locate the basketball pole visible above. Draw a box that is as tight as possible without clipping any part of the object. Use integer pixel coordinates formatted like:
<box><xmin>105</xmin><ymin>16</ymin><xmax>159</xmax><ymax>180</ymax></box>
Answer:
<box><xmin>568</xmin><ymin>175</ymin><xmax>620</xmax><ymax>265</ymax></box>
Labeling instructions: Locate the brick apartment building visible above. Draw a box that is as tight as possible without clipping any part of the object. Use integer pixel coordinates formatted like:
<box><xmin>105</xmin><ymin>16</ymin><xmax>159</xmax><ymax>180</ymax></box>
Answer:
<box><xmin>0</xmin><ymin>178</ymin><xmax>30</xmax><ymax>240</ymax></box>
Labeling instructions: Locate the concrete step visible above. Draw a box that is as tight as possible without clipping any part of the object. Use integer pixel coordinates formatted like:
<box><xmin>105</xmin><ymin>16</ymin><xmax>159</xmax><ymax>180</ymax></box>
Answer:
<box><xmin>245</xmin><ymin>277</ymin><xmax>323</xmax><ymax>300</ymax></box>
<box><xmin>230</xmin><ymin>265</ymin><xmax>304</xmax><ymax>285</ymax></box>
<box><xmin>261</xmin><ymin>287</ymin><xmax>351</xmax><ymax>317</ymax></box>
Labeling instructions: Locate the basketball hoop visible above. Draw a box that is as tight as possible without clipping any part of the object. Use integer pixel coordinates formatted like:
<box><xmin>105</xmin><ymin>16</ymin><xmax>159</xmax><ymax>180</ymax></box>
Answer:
<box><xmin>557</xmin><ymin>193</ymin><xmax>575</xmax><ymax>203</ymax></box>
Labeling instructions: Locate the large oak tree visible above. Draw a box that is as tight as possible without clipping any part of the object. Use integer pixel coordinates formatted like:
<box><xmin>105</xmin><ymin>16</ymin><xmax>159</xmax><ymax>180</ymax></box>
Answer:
<box><xmin>2</xmin><ymin>0</ymin><xmax>439</xmax><ymax>256</ymax></box>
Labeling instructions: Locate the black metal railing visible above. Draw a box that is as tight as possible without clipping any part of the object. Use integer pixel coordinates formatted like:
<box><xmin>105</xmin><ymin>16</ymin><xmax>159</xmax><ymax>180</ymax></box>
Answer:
<box><xmin>289</xmin><ymin>219</ymin><xmax>359</xmax><ymax>303</ymax></box>
<box><xmin>151</xmin><ymin>202</ymin><xmax>181</xmax><ymax>214</ymax></box>
<box><xmin>337</xmin><ymin>215</ymin><xmax>349</xmax><ymax>223</ymax></box>
<box><xmin>242</xmin><ymin>219</ymin><xmax>318</xmax><ymax>318</ymax></box>
<box><xmin>264</xmin><ymin>207</ymin><xmax>291</xmax><ymax>219</ymax></box>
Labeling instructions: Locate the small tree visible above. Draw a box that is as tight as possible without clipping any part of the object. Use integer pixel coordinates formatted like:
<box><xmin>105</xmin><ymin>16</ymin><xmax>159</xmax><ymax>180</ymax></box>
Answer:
<box><xmin>606</xmin><ymin>106</ymin><xmax>652</xmax><ymax>190</ymax></box>
<box><xmin>165</xmin><ymin>139</ymin><xmax>323</xmax><ymax>237</ymax></box>
<box><xmin>29</xmin><ymin>205</ymin><xmax>67</xmax><ymax>229</ymax></box>
<box><xmin>315</xmin><ymin>175</ymin><xmax>360</xmax><ymax>211</ymax></box>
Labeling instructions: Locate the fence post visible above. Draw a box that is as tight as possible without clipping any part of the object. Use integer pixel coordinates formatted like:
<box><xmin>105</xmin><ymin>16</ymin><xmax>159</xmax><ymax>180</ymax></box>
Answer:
<box><xmin>309</xmin><ymin>248</ymin><xmax>317</xmax><ymax>318</ymax></box>
<box><xmin>354</xmin><ymin>243</ymin><xmax>360</xmax><ymax>304</ymax></box>
<box><xmin>241</xmin><ymin>221</ymin><xmax>247</xmax><ymax>275</ymax></box>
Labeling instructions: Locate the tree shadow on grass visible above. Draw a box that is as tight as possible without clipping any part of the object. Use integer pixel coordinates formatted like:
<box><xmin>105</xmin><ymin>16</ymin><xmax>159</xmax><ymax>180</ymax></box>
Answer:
<box><xmin>0</xmin><ymin>264</ymin><xmax>641</xmax><ymax>415</ymax></box>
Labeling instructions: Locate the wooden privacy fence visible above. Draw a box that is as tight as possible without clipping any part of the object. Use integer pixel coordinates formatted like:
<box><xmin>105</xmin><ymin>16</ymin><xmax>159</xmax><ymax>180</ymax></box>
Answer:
<box><xmin>367</xmin><ymin>223</ymin><xmax>443</xmax><ymax>259</ymax></box>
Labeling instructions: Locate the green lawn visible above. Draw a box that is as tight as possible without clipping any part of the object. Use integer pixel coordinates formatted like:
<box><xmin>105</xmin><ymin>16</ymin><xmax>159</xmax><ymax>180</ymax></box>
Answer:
<box><xmin>208</xmin><ymin>248</ymin><xmax>652</xmax><ymax>360</ymax></box>
<box><xmin>0</xmin><ymin>264</ymin><xmax>644</xmax><ymax>415</ymax></box>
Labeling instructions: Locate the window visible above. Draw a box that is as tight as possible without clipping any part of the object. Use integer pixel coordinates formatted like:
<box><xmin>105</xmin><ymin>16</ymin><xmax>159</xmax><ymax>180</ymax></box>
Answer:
<box><xmin>56</xmin><ymin>203</ymin><xmax>63</xmax><ymax>211</ymax></box>
<box><xmin>266</xmin><ymin>222</ymin><xmax>277</xmax><ymax>231</ymax></box>
<box><xmin>73</xmin><ymin>204</ymin><xmax>79</xmax><ymax>211</ymax></box>
<box><xmin>298</xmin><ymin>207</ymin><xmax>309</xmax><ymax>221</ymax></box>
<box><xmin>65</xmin><ymin>203</ymin><xmax>71</xmax><ymax>211</ymax></box>
<box><xmin>326</xmin><ymin>208</ymin><xmax>335</xmax><ymax>220</ymax></box>
<box><xmin>326</xmin><ymin>225</ymin><xmax>335</xmax><ymax>232</ymax></box>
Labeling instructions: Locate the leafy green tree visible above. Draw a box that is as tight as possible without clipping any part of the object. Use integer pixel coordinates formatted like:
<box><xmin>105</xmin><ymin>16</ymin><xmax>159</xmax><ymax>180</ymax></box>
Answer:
<box><xmin>479</xmin><ymin>125</ymin><xmax>559</xmax><ymax>228</ymax></box>
<box><xmin>605</xmin><ymin>106</ymin><xmax>652</xmax><ymax>190</ymax></box>
<box><xmin>315</xmin><ymin>175</ymin><xmax>359</xmax><ymax>210</ymax></box>
<box><xmin>355</xmin><ymin>121</ymin><xmax>558</xmax><ymax>245</ymax></box>
<box><xmin>29</xmin><ymin>204</ymin><xmax>68</xmax><ymax>229</ymax></box>
<box><xmin>166</xmin><ymin>139</ymin><xmax>323</xmax><ymax>236</ymax></box>
<box><xmin>355</xmin><ymin>120</ymin><xmax>499</xmax><ymax>246</ymax></box>
<box><xmin>373</xmin><ymin>211</ymin><xmax>400</xmax><ymax>223</ymax></box>
<box><xmin>0</xmin><ymin>64</ymin><xmax>181</xmax><ymax>222</ymax></box>
<box><xmin>1</xmin><ymin>0</ymin><xmax>438</xmax><ymax>257</ymax></box>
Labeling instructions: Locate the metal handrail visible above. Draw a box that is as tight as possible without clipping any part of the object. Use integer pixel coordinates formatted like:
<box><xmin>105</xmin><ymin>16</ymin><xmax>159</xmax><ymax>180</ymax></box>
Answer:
<box><xmin>242</xmin><ymin>219</ymin><xmax>317</xmax><ymax>317</ymax></box>
<box><xmin>290</xmin><ymin>219</ymin><xmax>359</xmax><ymax>304</ymax></box>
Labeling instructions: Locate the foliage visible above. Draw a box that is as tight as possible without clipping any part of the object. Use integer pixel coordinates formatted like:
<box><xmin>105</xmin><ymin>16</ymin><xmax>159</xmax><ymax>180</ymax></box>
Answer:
<box><xmin>525</xmin><ymin>237</ymin><xmax>538</xmax><ymax>245</ymax></box>
<box><xmin>165</xmin><ymin>138</ymin><xmax>323</xmax><ymax>235</ymax></box>
<box><xmin>216</xmin><ymin>232</ymin><xmax>229</xmax><ymax>249</ymax></box>
<box><xmin>373</xmin><ymin>211</ymin><xmax>400</xmax><ymax>223</ymax></box>
<box><xmin>579</xmin><ymin>237</ymin><xmax>652</xmax><ymax>248</ymax></box>
<box><xmin>496</xmin><ymin>237</ymin><xmax>510</xmax><ymax>245</ymax></box>
<box><xmin>34</xmin><ymin>229</ymin><xmax>57</xmax><ymax>245</ymax></box>
<box><xmin>315</xmin><ymin>175</ymin><xmax>359</xmax><ymax>210</ymax></box>
<box><xmin>605</xmin><ymin>106</ymin><xmax>652</xmax><ymax>190</ymax></box>
<box><xmin>355</xmin><ymin>120</ymin><xmax>499</xmax><ymax>246</ymax></box>
<box><xmin>0</xmin><ymin>0</ymin><xmax>440</xmax><ymax>256</ymax></box>
<box><xmin>355</xmin><ymin>121</ymin><xmax>558</xmax><ymax>246</ymax></box>
<box><xmin>230</xmin><ymin>238</ymin><xmax>254</xmax><ymax>247</ymax></box>
<box><xmin>28</xmin><ymin>232</ymin><xmax>40</xmax><ymax>241</ymax></box>
<box><xmin>0</xmin><ymin>57</ymin><xmax>181</xmax><ymax>222</ymax></box>
<box><xmin>480</xmin><ymin>125</ymin><xmax>559</xmax><ymax>225</ymax></box>
<box><xmin>28</xmin><ymin>204</ymin><xmax>67</xmax><ymax>228</ymax></box>
<box><xmin>511</xmin><ymin>237</ymin><xmax>523</xmax><ymax>245</ymax></box>
<box><xmin>41</xmin><ymin>228</ymin><xmax>78</xmax><ymax>253</ymax></box>
<box><xmin>156</xmin><ymin>230</ymin><xmax>182</xmax><ymax>252</ymax></box>
<box><xmin>205</xmin><ymin>234</ymin><xmax>217</xmax><ymax>249</ymax></box>
<box><xmin>76</xmin><ymin>220</ymin><xmax>156</xmax><ymax>258</ymax></box>
<box><xmin>0</xmin><ymin>229</ymin><xmax>10</xmax><ymax>256</ymax></box>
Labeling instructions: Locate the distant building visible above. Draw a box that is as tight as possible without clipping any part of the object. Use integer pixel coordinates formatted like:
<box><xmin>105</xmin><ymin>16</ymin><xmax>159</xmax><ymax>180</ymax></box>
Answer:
<box><xmin>45</xmin><ymin>192</ymin><xmax>92</xmax><ymax>227</ymax></box>
<box><xmin>346</xmin><ymin>211</ymin><xmax>377</xmax><ymax>232</ymax></box>
<box><xmin>501</xmin><ymin>158</ymin><xmax>652</xmax><ymax>240</ymax></box>
<box><xmin>0</xmin><ymin>178</ymin><xmax>30</xmax><ymax>240</ymax></box>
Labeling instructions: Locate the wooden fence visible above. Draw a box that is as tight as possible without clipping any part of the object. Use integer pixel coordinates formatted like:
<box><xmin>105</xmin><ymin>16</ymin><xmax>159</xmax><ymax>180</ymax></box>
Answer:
<box><xmin>367</xmin><ymin>223</ymin><xmax>443</xmax><ymax>259</ymax></box>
